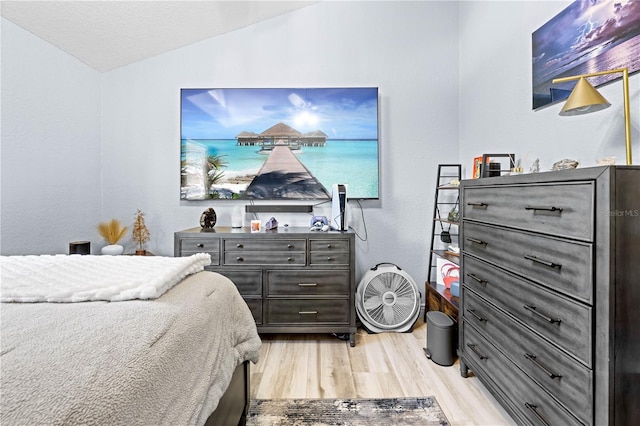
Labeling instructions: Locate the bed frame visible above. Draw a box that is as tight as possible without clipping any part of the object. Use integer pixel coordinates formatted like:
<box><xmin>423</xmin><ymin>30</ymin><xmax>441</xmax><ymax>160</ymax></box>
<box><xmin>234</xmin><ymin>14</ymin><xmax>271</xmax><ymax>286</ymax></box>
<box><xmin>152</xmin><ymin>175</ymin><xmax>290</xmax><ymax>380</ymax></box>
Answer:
<box><xmin>204</xmin><ymin>361</ymin><xmax>250</xmax><ymax>426</ymax></box>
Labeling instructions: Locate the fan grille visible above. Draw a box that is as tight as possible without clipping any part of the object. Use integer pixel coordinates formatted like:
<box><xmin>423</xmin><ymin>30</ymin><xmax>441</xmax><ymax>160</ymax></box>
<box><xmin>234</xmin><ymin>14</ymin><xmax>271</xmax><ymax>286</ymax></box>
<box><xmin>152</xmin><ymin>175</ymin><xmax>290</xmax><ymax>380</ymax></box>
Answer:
<box><xmin>356</xmin><ymin>265</ymin><xmax>420</xmax><ymax>333</ymax></box>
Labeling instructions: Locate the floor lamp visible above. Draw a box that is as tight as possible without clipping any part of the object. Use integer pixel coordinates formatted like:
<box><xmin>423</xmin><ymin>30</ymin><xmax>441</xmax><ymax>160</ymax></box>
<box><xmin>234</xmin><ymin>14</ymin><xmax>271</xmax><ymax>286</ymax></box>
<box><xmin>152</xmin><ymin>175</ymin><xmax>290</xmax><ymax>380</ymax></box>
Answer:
<box><xmin>552</xmin><ymin>67</ymin><xmax>632</xmax><ymax>165</ymax></box>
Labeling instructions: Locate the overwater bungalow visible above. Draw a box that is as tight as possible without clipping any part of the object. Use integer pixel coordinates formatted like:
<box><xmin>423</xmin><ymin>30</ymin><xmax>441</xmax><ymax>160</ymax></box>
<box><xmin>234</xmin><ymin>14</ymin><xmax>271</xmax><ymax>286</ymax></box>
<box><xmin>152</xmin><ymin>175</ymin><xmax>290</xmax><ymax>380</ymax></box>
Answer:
<box><xmin>236</xmin><ymin>122</ymin><xmax>327</xmax><ymax>149</ymax></box>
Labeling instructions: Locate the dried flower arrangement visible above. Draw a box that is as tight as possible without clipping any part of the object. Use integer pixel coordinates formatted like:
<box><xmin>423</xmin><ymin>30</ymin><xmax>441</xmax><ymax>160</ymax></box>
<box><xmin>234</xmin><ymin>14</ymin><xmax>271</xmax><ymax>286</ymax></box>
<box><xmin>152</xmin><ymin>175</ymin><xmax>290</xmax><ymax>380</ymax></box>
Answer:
<box><xmin>97</xmin><ymin>219</ymin><xmax>128</xmax><ymax>245</ymax></box>
<box><xmin>132</xmin><ymin>209</ymin><xmax>151</xmax><ymax>255</ymax></box>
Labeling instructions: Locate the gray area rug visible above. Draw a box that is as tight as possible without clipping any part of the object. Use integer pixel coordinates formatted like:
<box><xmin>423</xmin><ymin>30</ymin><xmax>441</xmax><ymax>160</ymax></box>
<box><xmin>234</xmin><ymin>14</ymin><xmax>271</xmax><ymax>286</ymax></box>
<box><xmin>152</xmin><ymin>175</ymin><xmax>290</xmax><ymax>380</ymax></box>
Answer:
<box><xmin>246</xmin><ymin>397</ymin><xmax>449</xmax><ymax>425</ymax></box>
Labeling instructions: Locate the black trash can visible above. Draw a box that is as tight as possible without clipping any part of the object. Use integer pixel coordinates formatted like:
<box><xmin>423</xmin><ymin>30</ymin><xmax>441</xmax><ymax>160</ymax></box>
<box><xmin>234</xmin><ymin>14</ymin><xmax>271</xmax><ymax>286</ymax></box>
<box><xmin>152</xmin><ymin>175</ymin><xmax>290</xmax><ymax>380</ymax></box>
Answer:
<box><xmin>425</xmin><ymin>311</ymin><xmax>455</xmax><ymax>366</ymax></box>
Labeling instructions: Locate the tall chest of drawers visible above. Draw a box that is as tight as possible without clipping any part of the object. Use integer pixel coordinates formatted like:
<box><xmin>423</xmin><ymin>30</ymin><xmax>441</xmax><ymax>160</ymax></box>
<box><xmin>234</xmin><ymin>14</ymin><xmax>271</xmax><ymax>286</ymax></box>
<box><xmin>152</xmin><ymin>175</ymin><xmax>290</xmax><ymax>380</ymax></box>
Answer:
<box><xmin>459</xmin><ymin>166</ymin><xmax>640</xmax><ymax>425</ymax></box>
<box><xmin>174</xmin><ymin>226</ymin><xmax>357</xmax><ymax>346</ymax></box>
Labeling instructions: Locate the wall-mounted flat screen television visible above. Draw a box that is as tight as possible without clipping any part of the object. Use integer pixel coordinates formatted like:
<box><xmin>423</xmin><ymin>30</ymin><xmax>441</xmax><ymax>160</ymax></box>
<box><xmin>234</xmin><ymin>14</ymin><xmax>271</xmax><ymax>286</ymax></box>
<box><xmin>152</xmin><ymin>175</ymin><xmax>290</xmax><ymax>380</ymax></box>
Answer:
<box><xmin>180</xmin><ymin>87</ymin><xmax>379</xmax><ymax>200</ymax></box>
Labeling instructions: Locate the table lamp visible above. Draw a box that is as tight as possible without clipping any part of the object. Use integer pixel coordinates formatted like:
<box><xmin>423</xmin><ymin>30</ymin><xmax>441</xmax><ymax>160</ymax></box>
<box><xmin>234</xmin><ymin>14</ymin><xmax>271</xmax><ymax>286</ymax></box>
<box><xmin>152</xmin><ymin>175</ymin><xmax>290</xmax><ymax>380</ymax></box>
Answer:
<box><xmin>552</xmin><ymin>67</ymin><xmax>632</xmax><ymax>165</ymax></box>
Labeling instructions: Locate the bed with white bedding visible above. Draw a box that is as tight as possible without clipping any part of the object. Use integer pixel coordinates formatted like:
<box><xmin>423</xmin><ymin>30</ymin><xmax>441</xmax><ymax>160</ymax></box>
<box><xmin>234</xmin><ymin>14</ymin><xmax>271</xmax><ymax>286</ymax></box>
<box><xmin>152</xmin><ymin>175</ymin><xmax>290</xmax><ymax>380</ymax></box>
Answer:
<box><xmin>0</xmin><ymin>254</ymin><xmax>261</xmax><ymax>426</ymax></box>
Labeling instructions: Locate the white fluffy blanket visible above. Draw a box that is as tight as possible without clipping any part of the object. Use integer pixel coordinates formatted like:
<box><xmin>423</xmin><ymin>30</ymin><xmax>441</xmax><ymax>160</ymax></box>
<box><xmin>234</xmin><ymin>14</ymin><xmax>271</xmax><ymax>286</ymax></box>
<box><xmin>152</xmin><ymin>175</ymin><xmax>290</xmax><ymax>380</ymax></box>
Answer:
<box><xmin>0</xmin><ymin>253</ymin><xmax>211</xmax><ymax>302</ymax></box>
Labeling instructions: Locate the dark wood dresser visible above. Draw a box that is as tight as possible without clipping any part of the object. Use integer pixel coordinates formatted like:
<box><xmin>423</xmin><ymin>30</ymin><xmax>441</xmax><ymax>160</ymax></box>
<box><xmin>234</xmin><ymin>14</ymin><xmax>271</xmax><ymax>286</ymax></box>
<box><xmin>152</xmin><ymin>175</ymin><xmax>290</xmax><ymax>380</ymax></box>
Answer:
<box><xmin>459</xmin><ymin>166</ymin><xmax>639</xmax><ymax>425</ymax></box>
<box><xmin>174</xmin><ymin>226</ymin><xmax>357</xmax><ymax>346</ymax></box>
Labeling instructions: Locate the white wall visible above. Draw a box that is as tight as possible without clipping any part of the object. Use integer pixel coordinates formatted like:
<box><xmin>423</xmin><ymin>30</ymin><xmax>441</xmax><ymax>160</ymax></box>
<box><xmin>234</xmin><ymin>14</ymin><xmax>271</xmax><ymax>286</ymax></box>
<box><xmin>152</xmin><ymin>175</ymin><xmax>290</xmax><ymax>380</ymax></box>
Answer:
<box><xmin>459</xmin><ymin>0</ymin><xmax>640</xmax><ymax>176</ymax></box>
<box><xmin>100</xmin><ymin>1</ymin><xmax>461</xmax><ymax>286</ymax></box>
<box><xmin>4</xmin><ymin>0</ymin><xmax>636</xmax><ymax>293</ymax></box>
<box><xmin>1</xmin><ymin>18</ymin><xmax>102</xmax><ymax>255</ymax></box>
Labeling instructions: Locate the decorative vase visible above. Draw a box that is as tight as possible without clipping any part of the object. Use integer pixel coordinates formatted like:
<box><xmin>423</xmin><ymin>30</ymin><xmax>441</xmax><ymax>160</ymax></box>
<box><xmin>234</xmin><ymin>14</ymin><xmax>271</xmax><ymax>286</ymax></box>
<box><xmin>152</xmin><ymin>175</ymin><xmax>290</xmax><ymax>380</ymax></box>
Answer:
<box><xmin>101</xmin><ymin>244</ymin><xmax>124</xmax><ymax>255</ymax></box>
<box><xmin>232</xmin><ymin>205</ymin><xmax>244</xmax><ymax>228</ymax></box>
<box><xmin>200</xmin><ymin>208</ymin><xmax>217</xmax><ymax>229</ymax></box>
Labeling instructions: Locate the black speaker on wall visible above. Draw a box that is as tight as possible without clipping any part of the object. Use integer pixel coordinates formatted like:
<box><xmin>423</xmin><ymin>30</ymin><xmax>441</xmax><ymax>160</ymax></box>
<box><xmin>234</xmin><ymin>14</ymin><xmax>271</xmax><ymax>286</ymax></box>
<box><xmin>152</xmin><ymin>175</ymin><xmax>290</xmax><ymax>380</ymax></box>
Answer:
<box><xmin>69</xmin><ymin>241</ymin><xmax>90</xmax><ymax>255</ymax></box>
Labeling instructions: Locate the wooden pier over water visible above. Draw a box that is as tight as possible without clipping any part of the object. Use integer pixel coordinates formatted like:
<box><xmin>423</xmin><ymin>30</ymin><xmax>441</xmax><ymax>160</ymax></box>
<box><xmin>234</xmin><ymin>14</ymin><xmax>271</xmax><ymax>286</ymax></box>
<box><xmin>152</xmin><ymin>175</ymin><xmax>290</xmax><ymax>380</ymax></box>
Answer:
<box><xmin>244</xmin><ymin>144</ymin><xmax>330</xmax><ymax>199</ymax></box>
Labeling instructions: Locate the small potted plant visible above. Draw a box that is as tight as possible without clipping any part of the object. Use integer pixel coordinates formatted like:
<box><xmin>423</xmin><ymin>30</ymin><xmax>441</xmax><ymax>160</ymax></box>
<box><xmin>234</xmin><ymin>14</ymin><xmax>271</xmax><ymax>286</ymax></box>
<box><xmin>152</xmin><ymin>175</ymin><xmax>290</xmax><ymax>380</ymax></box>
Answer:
<box><xmin>97</xmin><ymin>219</ymin><xmax>127</xmax><ymax>255</ymax></box>
<box><xmin>132</xmin><ymin>209</ymin><xmax>151</xmax><ymax>255</ymax></box>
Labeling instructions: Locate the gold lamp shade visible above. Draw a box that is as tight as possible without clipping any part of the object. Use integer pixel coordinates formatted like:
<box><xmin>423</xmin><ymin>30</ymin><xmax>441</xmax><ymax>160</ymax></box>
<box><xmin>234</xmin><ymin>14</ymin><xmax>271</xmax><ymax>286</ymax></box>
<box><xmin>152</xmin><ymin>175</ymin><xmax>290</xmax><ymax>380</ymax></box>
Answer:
<box><xmin>559</xmin><ymin>77</ymin><xmax>611</xmax><ymax>116</ymax></box>
<box><xmin>552</xmin><ymin>67</ymin><xmax>633</xmax><ymax>164</ymax></box>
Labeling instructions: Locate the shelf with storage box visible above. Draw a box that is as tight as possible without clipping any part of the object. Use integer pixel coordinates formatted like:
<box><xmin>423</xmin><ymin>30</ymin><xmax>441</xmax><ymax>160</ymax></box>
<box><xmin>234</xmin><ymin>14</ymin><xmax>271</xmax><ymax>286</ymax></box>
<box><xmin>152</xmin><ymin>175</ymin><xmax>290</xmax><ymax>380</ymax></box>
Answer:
<box><xmin>426</xmin><ymin>281</ymin><xmax>459</xmax><ymax>319</ymax></box>
<box><xmin>459</xmin><ymin>166</ymin><xmax>640</xmax><ymax>425</ymax></box>
<box><xmin>427</xmin><ymin>247</ymin><xmax>459</xmax><ymax>319</ymax></box>
<box><xmin>426</xmin><ymin>165</ymin><xmax>461</xmax><ymax>322</ymax></box>
<box><xmin>174</xmin><ymin>226</ymin><xmax>357</xmax><ymax>347</ymax></box>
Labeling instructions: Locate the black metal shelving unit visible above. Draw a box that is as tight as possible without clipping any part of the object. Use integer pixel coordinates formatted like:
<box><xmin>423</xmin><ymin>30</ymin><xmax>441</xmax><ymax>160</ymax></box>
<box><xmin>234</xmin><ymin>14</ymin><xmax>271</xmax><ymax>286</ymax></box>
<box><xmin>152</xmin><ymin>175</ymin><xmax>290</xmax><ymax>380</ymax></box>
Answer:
<box><xmin>425</xmin><ymin>164</ymin><xmax>461</xmax><ymax>320</ymax></box>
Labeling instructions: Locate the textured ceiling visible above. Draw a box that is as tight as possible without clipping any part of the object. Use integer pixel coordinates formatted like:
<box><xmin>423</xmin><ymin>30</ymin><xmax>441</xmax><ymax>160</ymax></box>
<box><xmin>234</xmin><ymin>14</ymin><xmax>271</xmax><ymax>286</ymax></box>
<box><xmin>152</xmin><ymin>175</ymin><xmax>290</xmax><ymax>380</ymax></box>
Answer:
<box><xmin>1</xmin><ymin>1</ymin><xmax>318</xmax><ymax>72</ymax></box>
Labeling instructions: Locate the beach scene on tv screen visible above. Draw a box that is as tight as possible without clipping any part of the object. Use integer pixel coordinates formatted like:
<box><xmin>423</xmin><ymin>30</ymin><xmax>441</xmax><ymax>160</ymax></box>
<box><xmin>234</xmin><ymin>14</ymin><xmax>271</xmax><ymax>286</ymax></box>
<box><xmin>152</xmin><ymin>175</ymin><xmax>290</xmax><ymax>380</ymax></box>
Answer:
<box><xmin>180</xmin><ymin>87</ymin><xmax>379</xmax><ymax>200</ymax></box>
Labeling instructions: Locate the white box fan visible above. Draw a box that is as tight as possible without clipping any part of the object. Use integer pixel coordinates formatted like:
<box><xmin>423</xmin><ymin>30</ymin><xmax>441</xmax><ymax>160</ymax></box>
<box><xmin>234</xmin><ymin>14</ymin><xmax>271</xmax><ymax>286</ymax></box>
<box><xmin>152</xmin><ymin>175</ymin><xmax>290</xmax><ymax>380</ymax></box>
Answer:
<box><xmin>356</xmin><ymin>263</ymin><xmax>421</xmax><ymax>333</ymax></box>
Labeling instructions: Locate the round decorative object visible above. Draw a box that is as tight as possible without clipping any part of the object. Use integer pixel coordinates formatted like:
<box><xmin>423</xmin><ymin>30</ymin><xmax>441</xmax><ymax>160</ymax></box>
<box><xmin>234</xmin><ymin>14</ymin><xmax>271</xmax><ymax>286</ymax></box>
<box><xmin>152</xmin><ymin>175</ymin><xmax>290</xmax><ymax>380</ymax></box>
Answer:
<box><xmin>101</xmin><ymin>244</ymin><xmax>124</xmax><ymax>255</ymax></box>
<box><xmin>200</xmin><ymin>208</ymin><xmax>217</xmax><ymax>229</ymax></box>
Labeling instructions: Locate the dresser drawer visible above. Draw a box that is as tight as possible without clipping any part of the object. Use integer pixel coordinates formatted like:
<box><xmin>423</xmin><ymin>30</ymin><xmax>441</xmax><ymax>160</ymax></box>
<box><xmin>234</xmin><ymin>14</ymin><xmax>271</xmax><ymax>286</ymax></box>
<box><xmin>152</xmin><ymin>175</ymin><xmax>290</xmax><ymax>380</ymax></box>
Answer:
<box><xmin>224</xmin><ymin>239</ymin><xmax>306</xmax><ymax>252</ymax></box>
<box><xmin>267</xmin><ymin>270</ymin><xmax>350</xmax><ymax>296</ymax></box>
<box><xmin>180</xmin><ymin>238</ymin><xmax>220</xmax><ymax>252</ymax></box>
<box><xmin>309</xmin><ymin>252</ymin><xmax>350</xmax><ymax>266</ymax></box>
<box><xmin>463</xmin><ymin>221</ymin><xmax>593</xmax><ymax>303</ymax></box>
<box><xmin>179</xmin><ymin>238</ymin><xmax>220</xmax><ymax>265</ymax></box>
<box><xmin>310</xmin><ymin>239</ymin><xmax>350</xmax><ymax>252</ymax></box>
<box><xmin>462</xmin><ymin>182</ymin><xmax>594</xmax><ymax>241</ymax></box>
<box><xmin>217</xmin><ymin>269</ymin><xmax>262</xmax><ymax>295</ymax></box>
<box><xmin>182</xmin><ymin>251</ymin><xmax>220</xmax><ymax>265</ymax></box>
<box><xmin>464</xmin><ymin>288</ymin><xmax>593</xmax><ymax>420</ymax></box>
<box><xmin>244</xmin><ymin>297</ymin><xmax>263</xmax><ymax>324</ymax></box>
<box><xmin>463</xmin><ymin>322</ymin><xmax>583</xmax><ymax>426</ymax></box>
<box><xmin>266</xmin><ymin>299</ymin><xmax>350</xmax><ymax>324</ymax></box>
<box><xmin>224</xmin><ymin>252</ymin><xmax>306</xmax><ymax>266</ymax></box>
<box><xmin>463</xmin><ymin>255</ymin><xmax>592</xmax><ymax>366</ymax></box>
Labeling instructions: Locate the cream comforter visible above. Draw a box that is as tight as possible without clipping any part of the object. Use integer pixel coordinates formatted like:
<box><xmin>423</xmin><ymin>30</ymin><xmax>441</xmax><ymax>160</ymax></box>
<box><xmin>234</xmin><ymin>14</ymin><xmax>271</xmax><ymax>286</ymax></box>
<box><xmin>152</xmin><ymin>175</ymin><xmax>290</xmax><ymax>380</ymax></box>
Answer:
<box><xmin>0</xmin><ymin>270</ymin><xmax>261</xmax><ymax>426</ymax></box>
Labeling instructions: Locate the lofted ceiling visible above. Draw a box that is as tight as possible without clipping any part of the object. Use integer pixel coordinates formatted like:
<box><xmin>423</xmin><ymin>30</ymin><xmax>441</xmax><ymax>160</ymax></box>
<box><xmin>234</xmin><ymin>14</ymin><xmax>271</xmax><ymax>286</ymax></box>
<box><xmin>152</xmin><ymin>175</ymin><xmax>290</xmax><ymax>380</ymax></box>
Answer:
<box><xmin>1</xmin><ymin>1</ymin><xmax>319</xmax><ymax>72</ymax></box>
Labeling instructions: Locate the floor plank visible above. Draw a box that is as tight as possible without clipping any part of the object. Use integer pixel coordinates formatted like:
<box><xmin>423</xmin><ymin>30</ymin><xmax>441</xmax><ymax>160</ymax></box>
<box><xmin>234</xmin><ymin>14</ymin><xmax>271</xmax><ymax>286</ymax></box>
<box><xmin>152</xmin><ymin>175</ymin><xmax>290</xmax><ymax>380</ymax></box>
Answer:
<box><xmin>250</xmin><ymin>319</ymin><xmax>515</xmax><ymax>425</ymax></box>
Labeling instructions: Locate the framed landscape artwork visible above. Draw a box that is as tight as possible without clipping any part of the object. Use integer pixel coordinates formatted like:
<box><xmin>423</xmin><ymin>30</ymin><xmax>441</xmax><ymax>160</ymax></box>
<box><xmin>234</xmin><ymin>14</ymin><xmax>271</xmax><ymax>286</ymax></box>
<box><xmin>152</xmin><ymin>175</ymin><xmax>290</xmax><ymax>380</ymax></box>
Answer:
<box><xmin>180</xmin><ymin>87</ymin><xmax>379</xmax><ymax>200</ymax></box>
<box><xmin>532</xmin><ymin>0</ymin><xmax>640</xmax><ymax>110</ymax></box>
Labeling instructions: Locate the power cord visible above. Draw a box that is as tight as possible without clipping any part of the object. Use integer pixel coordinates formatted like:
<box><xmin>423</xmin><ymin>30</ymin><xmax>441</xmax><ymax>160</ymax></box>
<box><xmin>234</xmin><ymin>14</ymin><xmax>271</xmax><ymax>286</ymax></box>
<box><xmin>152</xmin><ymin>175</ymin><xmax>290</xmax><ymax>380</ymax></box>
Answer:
<box><xmin>349</xmin><ymin>199</ymin><xmax>368</xmax><ymax>242</ymax></box>
<box><xmin>249</xmin><ymin>200</ymin><xmax>259</xmax><ymax>220</ymax></box>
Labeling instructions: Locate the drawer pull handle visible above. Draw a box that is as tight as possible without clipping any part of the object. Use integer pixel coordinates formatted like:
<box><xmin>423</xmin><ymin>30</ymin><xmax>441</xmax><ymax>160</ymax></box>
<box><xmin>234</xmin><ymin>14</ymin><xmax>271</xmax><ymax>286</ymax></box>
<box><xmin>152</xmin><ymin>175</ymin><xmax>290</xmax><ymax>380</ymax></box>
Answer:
<box><xmin>524</xmin><ymin>403</ymin><xmax>551</xmax><ymax>426</ymax></box>
<box><xmin>524</xmin><ymin>353</ymin><xmax>562</xmax><ymax>379</ymax></box>
<box><xmin>287</xmin><ymin>257</ymin><xmax>293</xmax><ymax>262</ymax></box>
<box><xmin>287</xmin><ymin>244</ymin><xmax>293</xmax><ymax>249</ymax></box>
<box><xmin>236</xmin><ymin>257</ymin><xmax>244</xmax><ymax>262</ymax></box>
<box><xmin>196</xmin><ymin>243</ymin><xmax>204</xmax><ymax>248</ymax></box>
<box><xmin>524</xmin><ymin>205</ymin><xmax>563</xmax><ymax>213</ymax></box>
<box><xmin>466</xmin><ymin>237</ymin><xmax>487</xmax><ymax>246</ymax></box>
<box><xmin>236</xmin><ymin>243</ymin><xmax>243</xmax><ymax>248</ymax></box>
<box><xmin>466</xmin><ymin>343</ymin><xmax>488</xmax><ymax>360</ymax></box>
<box><xmin>523</xmin><ymin>305</ymin><xmax>561</xmax><ymax>324</ymax></box>
<box><xmin>298</xmin><ymin>283</ymin><xmax>318</xmax><ymax>287</ymax></box>
<box><xmin>327</xmin><ymin>257</ymin><xmax>333</xmax><ymax>261</ymax></box>
<box><xmin>326</xmin><ymin>244</ymin><xmax>332</xmax><ymax>249</ymax></box>
<box><xmin>467</xmin><ymin>202</ymin><xmax>488</xmax><ymax>207</ymax></box>
<box><xmin>524</xmin><ymin>255</ymin><xmax>562</xmax><ymax>269</ymax></box>
<box><xmin>466</xmin><ymin>273</ymin><xmax>488</xmax><ymax>285</ymax></box>
<box><xmin>299</xmin><ymin>311</ymin><xmax>318</xmax><ymax>315</ymax></box>
<box><xmin>466</xmin><ymin>308</ymin><xmax>487</xmax><ymax>322</ymax></box>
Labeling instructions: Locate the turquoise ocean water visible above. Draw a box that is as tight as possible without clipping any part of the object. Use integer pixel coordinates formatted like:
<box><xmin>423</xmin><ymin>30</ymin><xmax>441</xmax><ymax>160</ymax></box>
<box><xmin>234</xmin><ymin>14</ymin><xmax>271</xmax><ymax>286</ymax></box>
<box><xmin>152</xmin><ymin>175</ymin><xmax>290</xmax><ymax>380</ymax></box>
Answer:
<box><xmin>182</xmin><ymin>139</ymin><xmax>379</xmax><ymax>199</ymax></box>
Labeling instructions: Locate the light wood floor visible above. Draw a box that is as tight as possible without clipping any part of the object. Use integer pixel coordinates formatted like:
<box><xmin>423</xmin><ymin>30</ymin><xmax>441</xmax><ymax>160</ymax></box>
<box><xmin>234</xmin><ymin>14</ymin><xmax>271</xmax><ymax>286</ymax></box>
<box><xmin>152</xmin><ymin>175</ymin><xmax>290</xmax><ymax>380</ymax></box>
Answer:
<box><xmin>250</xmin><ymin>318</ymin><xmax>516</xmax><ymax>425</ymax></box>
